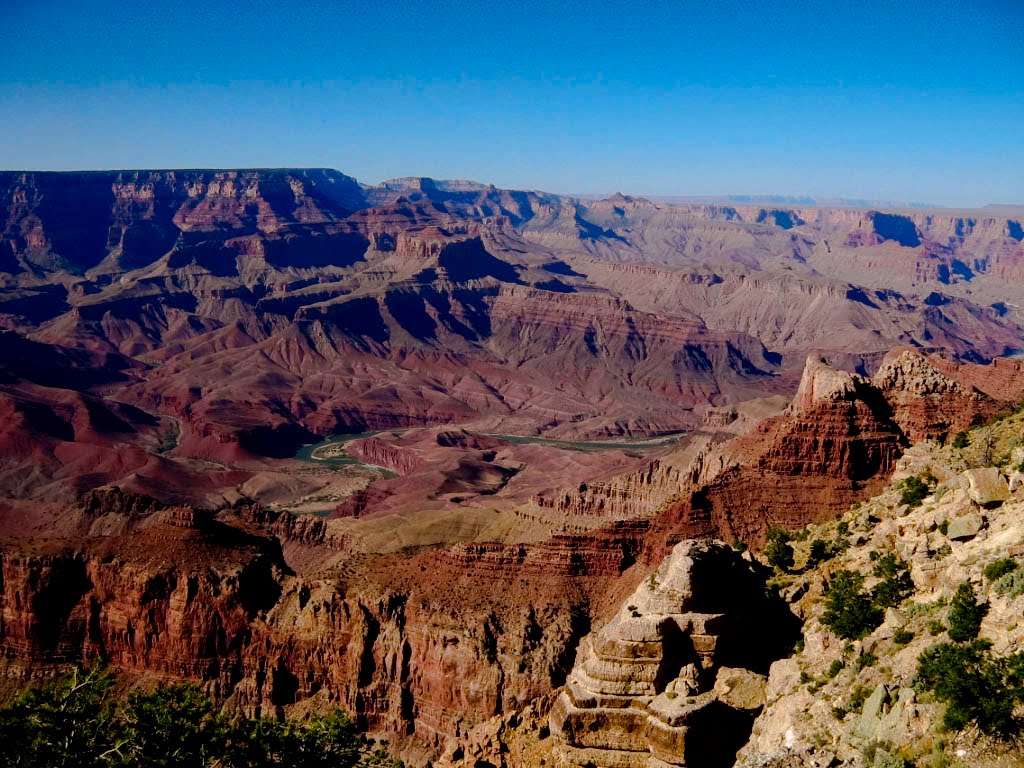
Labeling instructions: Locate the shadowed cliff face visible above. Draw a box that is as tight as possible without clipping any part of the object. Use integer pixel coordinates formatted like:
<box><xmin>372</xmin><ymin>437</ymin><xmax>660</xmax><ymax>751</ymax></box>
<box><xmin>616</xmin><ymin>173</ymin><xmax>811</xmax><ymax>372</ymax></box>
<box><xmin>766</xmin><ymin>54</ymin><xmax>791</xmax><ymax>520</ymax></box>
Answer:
<box><xmin>0</xmin><ymin>506</ymin><xmax>638</xmax><ymax>745</ymax></box>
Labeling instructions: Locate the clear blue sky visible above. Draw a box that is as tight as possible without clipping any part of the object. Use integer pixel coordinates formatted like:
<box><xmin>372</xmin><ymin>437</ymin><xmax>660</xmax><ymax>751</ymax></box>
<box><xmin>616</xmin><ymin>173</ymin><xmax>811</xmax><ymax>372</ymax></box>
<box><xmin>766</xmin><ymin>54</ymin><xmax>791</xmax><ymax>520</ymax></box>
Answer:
<box><xmin>1</xmin><ymin>0</ymin><xmax>1021</xmax><ymax>206</ymax></box>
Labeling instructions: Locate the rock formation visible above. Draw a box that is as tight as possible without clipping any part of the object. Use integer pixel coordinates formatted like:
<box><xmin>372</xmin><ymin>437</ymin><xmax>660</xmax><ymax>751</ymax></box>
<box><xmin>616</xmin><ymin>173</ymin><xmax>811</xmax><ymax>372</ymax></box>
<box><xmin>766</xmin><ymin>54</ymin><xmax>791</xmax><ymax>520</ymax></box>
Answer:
<box><xmin>735</xmin><ymin>410</ymin><xmax>1024</xmax><ymax>768</ymax></box>
<box><xmin>549</xmin><ymin>540</ymin><xmax>796</xmax><ymax>767</ymax></box>
<box><xmin>873</xmin><ymin>348</ymin><xmax>1004</xmax><ymax>441</ymax></box>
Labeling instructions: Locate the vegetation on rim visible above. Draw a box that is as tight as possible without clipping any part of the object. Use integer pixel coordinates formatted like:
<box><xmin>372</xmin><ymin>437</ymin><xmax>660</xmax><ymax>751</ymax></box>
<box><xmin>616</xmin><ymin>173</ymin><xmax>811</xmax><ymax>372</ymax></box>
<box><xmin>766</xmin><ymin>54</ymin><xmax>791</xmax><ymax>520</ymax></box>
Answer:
<box><xmin>0</xmin><ymin>665</ymin><xmax>403</xmax><ymax>768</ymax></box>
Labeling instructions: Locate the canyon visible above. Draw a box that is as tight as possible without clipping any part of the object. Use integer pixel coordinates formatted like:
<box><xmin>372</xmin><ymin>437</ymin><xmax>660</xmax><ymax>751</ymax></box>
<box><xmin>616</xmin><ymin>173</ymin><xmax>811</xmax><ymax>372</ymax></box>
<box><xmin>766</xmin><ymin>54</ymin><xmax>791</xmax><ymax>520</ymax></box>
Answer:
<box><xmin>2</xmin><ymin>169</ymin><xmax>1024</xmax><ymax>765</ymax></box>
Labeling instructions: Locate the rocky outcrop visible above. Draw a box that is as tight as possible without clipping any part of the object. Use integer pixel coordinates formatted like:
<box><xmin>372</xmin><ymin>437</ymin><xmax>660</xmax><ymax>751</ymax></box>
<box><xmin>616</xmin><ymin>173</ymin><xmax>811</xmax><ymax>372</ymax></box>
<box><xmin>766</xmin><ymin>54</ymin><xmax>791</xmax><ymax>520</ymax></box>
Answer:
<box><xmin>535</xmin><ymin>456</ymin><xmax>691</xmax><ymax>520</ymax></box>
<box><xmin>346</xmin><ymin>437</ymin><xmax>422</xmax><ymax>475</ymax></box>
<box><xmin>788</xmin><ymin>355</ymin><xmax>862</xmax><ymax>412</ymax></box>
<box><xmin>536</xmin><ymin>399</ymin><xmax>789</xmax><ymax>522</ymax></box>
<box><xmin>0</xmin><ymin>509</ymin><xmax>285</xmax><ymax>672</ymax></box>
<box><xmin>644</xmin><ymin>356</ymin><xmax>906</xmax><ymax>549</ymax></box>
<box><xmin>736</xmin><ymin>423</ymin><xmax>1024</xmax><ymax>768</ymax></box>
<box><xmin>872</xmin><ymin>348</ymin><xmax>1002</xmax><ymax>441</ymax></box>
<box><xmin>543</xmin><ymin>350</ymin><xmax>1024</xmax><ymax>553</ymax></box>
<box><xmin>549</xmin><ymin>540</ymin><xmax>796</xmax><ymax>768</ymax></box>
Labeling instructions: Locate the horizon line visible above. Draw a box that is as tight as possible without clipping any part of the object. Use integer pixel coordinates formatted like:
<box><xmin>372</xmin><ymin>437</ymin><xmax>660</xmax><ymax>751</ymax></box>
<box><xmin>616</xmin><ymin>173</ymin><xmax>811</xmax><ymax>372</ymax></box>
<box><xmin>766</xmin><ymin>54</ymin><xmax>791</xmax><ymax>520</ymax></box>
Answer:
<box><xmin>1</xmin><ymin>166</ymin><xmax>1021</xmax><ymax>211</ymax></box>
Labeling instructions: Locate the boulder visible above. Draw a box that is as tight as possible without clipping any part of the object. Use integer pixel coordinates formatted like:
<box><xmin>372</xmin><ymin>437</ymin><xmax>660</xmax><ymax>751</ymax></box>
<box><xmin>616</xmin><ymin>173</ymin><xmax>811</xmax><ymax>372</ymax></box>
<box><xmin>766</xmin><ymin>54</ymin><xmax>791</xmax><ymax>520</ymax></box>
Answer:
<box><xmin>946</xmin><ymin>512</ymin><xmax>985</xmax><ymax>541</ymax></box>
<box><xmin>851</xmin><ymin>684</ymin><xmax>890</xmax><ymax>742</ymax></box>
<box><xmin>1011</xmin><ymin>446</ymin><xmax>1024</xmax><ymax>467</ymax></box>
<box><xmin>713</xmin><ymin>667</ymin><xmax>768</xmax><ymax>712</ymax></box>
<box><xmin>883</xmin><ymin>607</ymin><xmax>907</xmax><ymax>631</ymax></box>
<box><xmin>962</xmin><ymin>468</ymin><xmax>1009</xmax><ymax>508</ymax></box>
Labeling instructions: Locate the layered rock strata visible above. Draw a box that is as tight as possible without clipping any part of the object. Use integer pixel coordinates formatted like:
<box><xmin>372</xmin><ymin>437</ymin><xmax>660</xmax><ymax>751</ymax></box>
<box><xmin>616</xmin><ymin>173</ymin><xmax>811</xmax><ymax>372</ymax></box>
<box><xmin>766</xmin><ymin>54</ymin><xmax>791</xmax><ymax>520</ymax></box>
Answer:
<box><xmin>3</xmin><ymin>170</ymin><xmax>1024</xmax><ymax>517</ymax></box>
<box><xmin>639</xmin><ymin>350</ymin><xmax>1017</xmax><ymax>551</ymax></box>
<box><xmin>549</xmin><ymin>539</ymin><xmax>795</xmax><ymax>768</ymax></box>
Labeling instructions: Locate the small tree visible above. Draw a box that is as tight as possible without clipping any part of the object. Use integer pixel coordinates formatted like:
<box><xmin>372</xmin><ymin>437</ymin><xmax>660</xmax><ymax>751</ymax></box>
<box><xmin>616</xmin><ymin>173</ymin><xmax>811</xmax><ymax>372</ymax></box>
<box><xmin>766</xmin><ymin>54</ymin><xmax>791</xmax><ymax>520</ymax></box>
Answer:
<box><xmin>821</xmin><ymin>570</ymin><xmax>883</xmax><ymax>640</ymax></box>
<box><xmin>947</xmin><ymin>583</ymin><xmax>987</xmax><ymax>642</ymax></box>
<box><xmin>231</xmin><ymin>710</ymin><xmax>370</xmax><ymax>768</ymax></box>
<box><xmin>115</xmin><ymin>683</ymin><xmax>224</xmax><ymax>767</ymax></box>
<box><xmin>807</xmin><ymin>539</ymin><xmax>833</xmax><ymax>568</ymax></box>
<box><xmin>0</xmin><ymin>667</ymin><xmax>403</xmax><ymax>768</ymax></box>
<box><xmin>977</xmin><ymin>426</ymin><xmax>996</xmax><ymax>466</ymax></box>
<box><xmin>764</xmin><ymin>526</ymin><xmax>794</xmax><ymax>572</ymax></box>
<box><xmin>951</xmin><ymin>431</ymin><xmax>969</xmax><ymax>449</ymax></box>
<box><xmin>871</xmin><ymin>554</ymin><xmax>914</xmax><ymax>608</ymax></box>
<box><xmin>0</xmin><ymin>663</ymin><xmax>117</xmax><ymax>768</ymax></box>
<box><xmin>983</xmin><ymin>558</ymin><xmax>1018</xmax><ymax>582</ymax></box>
<box><xmin>914</xmin><ymin>640</ymin><xmax>1024</xmax><ymax>735</ymax></box>
<box><xmin>898</xmin><ymin>476</ymin><xmax>930</xmax><ymax>508</ymax></box>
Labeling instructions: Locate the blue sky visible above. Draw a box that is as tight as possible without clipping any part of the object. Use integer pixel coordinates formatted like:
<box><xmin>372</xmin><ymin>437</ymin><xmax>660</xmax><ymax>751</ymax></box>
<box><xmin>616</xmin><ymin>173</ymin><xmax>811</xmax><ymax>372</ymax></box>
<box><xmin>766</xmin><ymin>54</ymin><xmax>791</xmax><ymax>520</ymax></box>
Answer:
<box><xmin>1</xmin><ymin>0</ymin><xmax>1021</xmax><ymax>206</ymax></box>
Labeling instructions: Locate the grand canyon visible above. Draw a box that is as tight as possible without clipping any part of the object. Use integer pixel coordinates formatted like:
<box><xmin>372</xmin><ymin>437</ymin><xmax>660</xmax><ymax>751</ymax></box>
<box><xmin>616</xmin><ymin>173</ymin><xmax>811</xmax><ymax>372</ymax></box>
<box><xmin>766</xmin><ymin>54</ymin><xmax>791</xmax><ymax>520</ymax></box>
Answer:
<box><xmin>3</xmin><ymin>168</ymin><xmax>1024</xmax><ymax>767</ymax></box>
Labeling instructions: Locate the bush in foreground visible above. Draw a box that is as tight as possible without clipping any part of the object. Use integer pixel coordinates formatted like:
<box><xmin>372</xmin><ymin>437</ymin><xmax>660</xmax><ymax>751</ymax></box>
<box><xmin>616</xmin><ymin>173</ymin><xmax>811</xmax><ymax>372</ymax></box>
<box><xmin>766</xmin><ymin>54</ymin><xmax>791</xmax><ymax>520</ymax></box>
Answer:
<box><xmin>897</xmin><ymin>475</ymin><xmax>931</xmax><ymax>509</ymax></box>
<box><xmin>764</xmin><ymin>525</ymin><xmax>795</xmax><ymax>572</ymax></box>
<box><xmin>820</xmin><ymin>570</ymin><xmax>883</xmax><ymax>640</ymax></box>
<box><xmin>946</xmin><ymin>583</ymin><xmax>986</xmax><ymax>642</ymax></box>
<box><xmin>871</xmin><ymin>553</ymin><xmax>914</xmax><ymax>609</ymax></box>
<box><xmin>0</xmin><ymin>666</ymin><xmax>402</xmax><ymax>768</ymax></box>
<box><xmin>983</xmin><ymin>557</ymin><xmax>1018</xmax><ymax>582</ymax></box>
<box><xmin>915</xmin><ymin>640</ymin><xmax>1024</xmax><ymax>736</ymax></box>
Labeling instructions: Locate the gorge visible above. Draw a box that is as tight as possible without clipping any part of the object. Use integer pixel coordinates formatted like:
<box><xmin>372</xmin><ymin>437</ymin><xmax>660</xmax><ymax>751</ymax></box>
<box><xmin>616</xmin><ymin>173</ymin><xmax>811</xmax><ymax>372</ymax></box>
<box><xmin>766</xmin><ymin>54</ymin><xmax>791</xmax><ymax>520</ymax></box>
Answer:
<box><xmin>2</xmin><ymin>169</ymin><xmax>1024</xmax><ymax>766</ymax></box>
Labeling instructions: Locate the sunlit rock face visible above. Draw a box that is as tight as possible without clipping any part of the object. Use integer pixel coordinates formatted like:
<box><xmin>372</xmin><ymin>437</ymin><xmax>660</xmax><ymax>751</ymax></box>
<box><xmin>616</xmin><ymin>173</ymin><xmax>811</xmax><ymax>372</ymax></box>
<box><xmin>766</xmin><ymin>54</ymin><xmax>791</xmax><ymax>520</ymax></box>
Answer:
<box><xmin>550</xmin><ymin>539</ymin><xmax>798</xmax><ymax>768</ymax></box>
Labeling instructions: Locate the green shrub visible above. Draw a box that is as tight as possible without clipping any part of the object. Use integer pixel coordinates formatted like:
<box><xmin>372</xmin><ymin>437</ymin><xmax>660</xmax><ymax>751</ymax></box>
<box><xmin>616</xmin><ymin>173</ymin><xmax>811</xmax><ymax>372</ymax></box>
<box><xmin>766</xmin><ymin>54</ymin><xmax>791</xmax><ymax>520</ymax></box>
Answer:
<box><xmin>893</xmin><ymin>629</ymin><xmax>915</xmax><ymax>645</ymax></box>
<box><xmin>847</xmin><ymin>685</ymin><xmax>872</xmax><ymax>712</ymax></box>
<box><xmin>118</xmin><ymin>683</ymin><xmax>225</xmax><ymax>767</ymax></box>
<box><xmin>0</xmin><ymin>665</ymin><xmax>402</xmax><ymax>768</ymax></box>
<box><xmin>872</xmin><ymin>554</ymin><xmax>914</xmax><ymax>608</ymax></box>
<box><xmin>855</xmin><ymin>651</ymin><xmax>878</xmax><ymax>671</ymax></box>
<box><xmin>898</xmin><ymin>475</ymin><xmax>931</xmax><ymax>508</ymax></box>
<box><xmin>994</xmin><ymin>568</ymin><xmax>1024</xmax><ymax>598</ymax></box>
<box><xmin>764</xmin><ymin>525</ymin><xmax>795</xmax><ymax>572</ymax></box>
<box><xmin>807</xmin><ymin>539</ymin><xmax>835</xmax><ymax>567</ymax></box>
<box><xmin>866</xmin><ymin>747</ymin><xmax>909</xmax><ymax>768</ymax></box>
<box><xmin>951</xmin><ymin>431</ymin><xmax>969</xmax><ymax>449</ymax></box>
<box><xmin>983</xmin><ymin>558</ymin><xmax>1019</xmax><ymax>582</ymax></box>
<box><xmin>0</xmin><ymin>664</ymin><xmax>117</xmax><ymax>768</ymax></box>
<box><xmin>832</xmin><ymin>684</ymin><xmax>873</xmax><ymax>721</ymax></box>
<box><xmin>947</xmin><ymin>583</ymin><xmax>986</xmax><ymax>642</ymax></box>
<box><xmin>821</xmin><ymin>571</ymin><xmax>883</xmax><ymax>640</ymax></box>
<box><xmin>827</xmin><ymin>659</ymin><xmax>845</xmax><ymax>678</ymax></box>
<box><xmin>914</xmin><ymin>640</ymin><xmax>1024</xmax><ymax>735</ymax></box>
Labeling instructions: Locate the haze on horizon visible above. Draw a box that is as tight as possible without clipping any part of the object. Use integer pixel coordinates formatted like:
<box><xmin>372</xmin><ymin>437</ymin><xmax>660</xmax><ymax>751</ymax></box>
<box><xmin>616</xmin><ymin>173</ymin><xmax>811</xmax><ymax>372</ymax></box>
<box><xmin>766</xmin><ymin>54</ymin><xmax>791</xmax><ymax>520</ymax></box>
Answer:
<box><xmin>0</xmin><ymin>0</ymin><xmax>1021</xmax><ymax>208</ymax></box>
